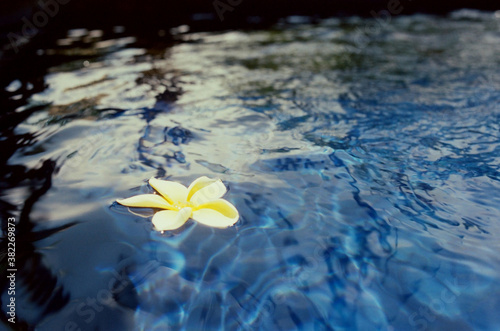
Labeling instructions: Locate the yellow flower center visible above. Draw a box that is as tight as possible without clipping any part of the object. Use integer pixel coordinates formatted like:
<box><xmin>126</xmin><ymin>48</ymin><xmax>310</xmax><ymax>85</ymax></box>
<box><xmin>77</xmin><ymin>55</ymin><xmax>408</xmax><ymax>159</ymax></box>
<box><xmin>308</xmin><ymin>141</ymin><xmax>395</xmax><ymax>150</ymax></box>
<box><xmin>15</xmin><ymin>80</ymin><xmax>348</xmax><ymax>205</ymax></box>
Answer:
<box><xmin>171</xmin><ymin>201</ymin><xmax>194</xmax><ymax>211</ymax></box>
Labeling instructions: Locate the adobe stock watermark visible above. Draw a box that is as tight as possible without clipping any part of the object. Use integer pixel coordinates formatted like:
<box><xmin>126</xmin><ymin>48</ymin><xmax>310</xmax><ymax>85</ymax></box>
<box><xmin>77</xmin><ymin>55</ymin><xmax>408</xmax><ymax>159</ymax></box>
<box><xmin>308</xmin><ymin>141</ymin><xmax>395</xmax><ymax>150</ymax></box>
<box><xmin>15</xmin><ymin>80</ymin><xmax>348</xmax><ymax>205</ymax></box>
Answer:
<box><xmin>351</xmin><ymin>0</ymin><xmax>405</xmax><ymax>51</ymax></box>
<box><xmin>64</xmin><ymin>270</ymin><xmax>132</xmax><ymax>331</ymax></box>
<box><xmin>237</xmin><ymin>287</ymin><xmax>288</xmax><ymax>330</ymax></box>
<box><xmin>236</xmin><ymin>234</ymin><xmax>394</xmax><ymax>330</ymax></box>
<box><xmin>408</xmin><ymin>271</ymin><xmax>473</xmax><ymax>330</ymax></box>
<box><xmin>213</xmin><ymin>0</ymin><xmax>243</xmax><ymax>22</ymax></box>
<box><xmin>64</xmin><ymin>122</ymin><xmax>113</xmax><ymax>171</ymax></box>
<box><xmin>7</xmin><ymin>0</ymin><xmax>72</xmax><ymax>53</ymax></box>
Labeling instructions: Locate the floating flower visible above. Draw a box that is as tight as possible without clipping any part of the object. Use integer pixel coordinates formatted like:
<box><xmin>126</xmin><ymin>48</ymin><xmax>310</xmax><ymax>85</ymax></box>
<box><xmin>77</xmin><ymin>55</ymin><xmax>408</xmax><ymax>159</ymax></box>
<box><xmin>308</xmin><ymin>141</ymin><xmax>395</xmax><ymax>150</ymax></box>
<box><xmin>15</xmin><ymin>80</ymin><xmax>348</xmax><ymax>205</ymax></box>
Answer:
<box><xmin>117</xmin><ymin>176</ymin><xmax>239</xmax><ymax>232</ymax></box>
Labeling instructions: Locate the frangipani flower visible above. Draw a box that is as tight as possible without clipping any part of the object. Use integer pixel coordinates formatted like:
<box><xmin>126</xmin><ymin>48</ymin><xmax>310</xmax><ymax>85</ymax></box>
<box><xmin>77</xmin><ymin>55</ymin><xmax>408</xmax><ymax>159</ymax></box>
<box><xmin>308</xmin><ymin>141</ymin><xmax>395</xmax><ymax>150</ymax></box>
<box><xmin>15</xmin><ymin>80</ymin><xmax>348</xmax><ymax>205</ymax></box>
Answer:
<box><xmin>117</xmin><ymin>176</ymin><xmax>239</xmax><ymax>232</ymax></box>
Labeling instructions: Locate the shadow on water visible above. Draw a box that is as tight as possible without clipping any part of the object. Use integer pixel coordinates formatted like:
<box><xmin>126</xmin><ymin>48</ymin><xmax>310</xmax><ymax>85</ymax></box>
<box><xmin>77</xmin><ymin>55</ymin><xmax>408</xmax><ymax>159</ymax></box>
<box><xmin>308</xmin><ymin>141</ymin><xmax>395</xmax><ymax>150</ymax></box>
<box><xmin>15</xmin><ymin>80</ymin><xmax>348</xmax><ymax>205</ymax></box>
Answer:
<box><xmin>0</xmin><ymin>159</ymin><xmax>76</xmax><ymax>328</ymax></box>
<box><xmin>0</xmin><ymin>83</ymin><xmax>76</xmax><ymax>328</ymax></box>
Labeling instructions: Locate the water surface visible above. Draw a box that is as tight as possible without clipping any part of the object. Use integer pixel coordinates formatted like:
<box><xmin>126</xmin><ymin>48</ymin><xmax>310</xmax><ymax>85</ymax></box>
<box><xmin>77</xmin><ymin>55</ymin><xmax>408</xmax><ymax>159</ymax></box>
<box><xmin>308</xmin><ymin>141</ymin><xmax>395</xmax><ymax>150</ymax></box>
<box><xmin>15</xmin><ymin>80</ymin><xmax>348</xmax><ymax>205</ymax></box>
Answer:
<box><xmin>1</xmin><ymin>10</ymin><xmax>500</xmax><ymax>330</ymax></box>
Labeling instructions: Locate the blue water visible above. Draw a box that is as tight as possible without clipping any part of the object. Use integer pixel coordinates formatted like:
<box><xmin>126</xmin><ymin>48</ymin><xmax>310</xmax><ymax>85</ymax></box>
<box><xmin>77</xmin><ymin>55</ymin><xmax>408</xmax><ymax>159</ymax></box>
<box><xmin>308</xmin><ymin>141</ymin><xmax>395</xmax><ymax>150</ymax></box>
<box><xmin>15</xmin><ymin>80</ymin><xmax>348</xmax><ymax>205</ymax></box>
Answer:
<box><xmin>1</xmin><ymin>9</ymin><xmax>500</xmax><ymax>330</ymax></box>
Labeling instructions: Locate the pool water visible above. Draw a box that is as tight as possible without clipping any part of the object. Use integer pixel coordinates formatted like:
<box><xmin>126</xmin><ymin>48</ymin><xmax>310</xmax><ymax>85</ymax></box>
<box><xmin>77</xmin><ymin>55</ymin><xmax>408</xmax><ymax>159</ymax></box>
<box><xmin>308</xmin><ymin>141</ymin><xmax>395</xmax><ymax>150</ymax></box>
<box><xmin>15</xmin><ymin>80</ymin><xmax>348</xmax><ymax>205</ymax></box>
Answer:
<box><xmin>1</xmin><ymin>9</ymin><xmax>500</xmax><ymax>330</ymax></box>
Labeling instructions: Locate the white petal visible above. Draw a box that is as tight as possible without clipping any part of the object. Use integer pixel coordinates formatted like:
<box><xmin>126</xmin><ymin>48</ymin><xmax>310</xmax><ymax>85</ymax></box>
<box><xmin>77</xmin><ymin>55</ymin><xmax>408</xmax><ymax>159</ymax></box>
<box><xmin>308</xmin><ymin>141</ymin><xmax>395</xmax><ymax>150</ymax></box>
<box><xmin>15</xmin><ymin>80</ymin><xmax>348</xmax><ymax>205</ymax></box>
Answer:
<box><xmin>152</xmin><ymin>207</ymin><xmax>192</xmax><ymax>231</ymax></box>
<box><xmin>187</xmin><ymin>176</ymin><xmax>227</xmax><ymax>206</ymax></box>
<box><xmin>117</xmin><ymin>194</ymin><xmax>171</xmax><ymax>209</ymax></box>
<box><xmin>192</xmin><ymin>199</ymin><xmax>239</xmax><ymax>228</ymax></box>
<box><xmin>149</xmin><ymin>177</ymin><xmax>188</xmax><ymax>204</ymax></box>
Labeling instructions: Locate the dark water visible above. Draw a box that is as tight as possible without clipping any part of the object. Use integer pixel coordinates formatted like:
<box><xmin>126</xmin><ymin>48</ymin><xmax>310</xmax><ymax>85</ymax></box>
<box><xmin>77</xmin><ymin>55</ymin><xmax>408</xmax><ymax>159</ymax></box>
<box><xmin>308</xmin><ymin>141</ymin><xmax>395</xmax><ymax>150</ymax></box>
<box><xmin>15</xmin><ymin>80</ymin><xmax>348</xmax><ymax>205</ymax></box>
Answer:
<box><xmin>1</xmin><ymin>9</ymin><xmax>500</xmax><ymax>330</ymax></box>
